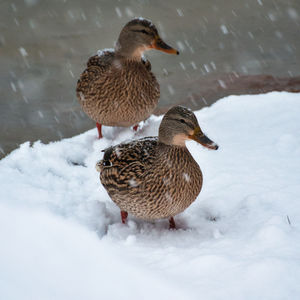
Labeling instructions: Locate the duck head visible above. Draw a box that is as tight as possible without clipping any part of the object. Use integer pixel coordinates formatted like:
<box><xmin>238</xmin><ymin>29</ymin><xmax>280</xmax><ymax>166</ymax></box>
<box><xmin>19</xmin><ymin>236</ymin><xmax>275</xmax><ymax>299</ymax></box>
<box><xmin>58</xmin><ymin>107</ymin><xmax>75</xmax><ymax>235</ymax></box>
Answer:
<box><xmin>115</xmin><ymin>18</ymin><xmax>179</xmax><ymax>60</ymax></box>
<box><xmin>159</xmin><ymin>106</ymin><xmax>219</xmax><ymax>150</ymax></box>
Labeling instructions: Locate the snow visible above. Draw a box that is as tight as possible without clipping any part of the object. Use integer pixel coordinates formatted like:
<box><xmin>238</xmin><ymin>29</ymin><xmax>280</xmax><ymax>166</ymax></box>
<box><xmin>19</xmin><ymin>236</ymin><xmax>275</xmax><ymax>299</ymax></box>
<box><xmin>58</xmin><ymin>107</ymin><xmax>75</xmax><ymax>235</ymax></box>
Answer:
<box><xmin>129</xmin><ymin>178</ymin><xmax>138</xmax><ymax>187</ymax></box>
<box><xmin>218</xmin><ymin>79</ymin><xmax>227</xmax><ymax>89</ymax></box>
<box><xmin>136</xmin><ymin>17</ymin><xmax>152</xmax><ymax>23</ymax></box>
<box><xmin>1</xmin><ymin>92</ymin><xmax>300</xmax><ymax>300</ymax></box>
<box><xmin>125</xmin><ymin>7</ymin><xmax>134</xmax><ymax>18</ymax></box>
<box><xmin>220</xmin><ymin>24</ymin><xmax>229</xmax><ymax>35</ymax></box>
<box><xmin>176</xmin><ymin>8</ymin><xmax>184</xmax><ymax>17</ymax></box>
<box><xmin>183</xmin><ymin>172</ymin><xmax>190</xmax><ymax>182</ymax></box>
<box><xmin>176</xmin><ymin>40</ymin><xmax>185</xmax><ymax>51</ymax></box>
<box><xmin>204</xmin><ymin>64</ymin><xmax>210</xmax><ymax>73</ymax></box>
<box><xmin>19</xmin><ymin>47</ymin><xmax>28</xmax><ymax>57</ymax></box>
<box><xmin>167</xmin><ymin>84</ymin><xmax>175</xmax><ymax>95</ymax></box>
<box><xmin>179</xmin><ymin>62</ymin><xmax>186</xmax><ymax>70</ymax></box>
<box><xmin>257</xmin><ymin>0</ymin><xmax>263</xmax><ymax>6</ymax></box>
<box><xmin>190</xmin><ymin>61</ymin><xmax>197</xmax><ymax>69</ymax></box>
<box><xmin>287</xmin><ymin>7</ymin><xmax>298</xmax><ymax>20</ymax></box>
<box><xmin>115</xmin><ymin>7</ymin><xmax>122</xmax><ymax>18</ymax></box>
<box><xmin>78</xmin><ymin>91</ymin><xmax>85</xmax><ymax>101</ymax></box>
<box><xmin>10</xmin><ymin>82</ymin><xmax>17</xmax><ymax>92</ymax></box>
<box><xmin>97</xmin><ymin>48</ymin><xmax>114</xmax><ymax>57</ymax></box>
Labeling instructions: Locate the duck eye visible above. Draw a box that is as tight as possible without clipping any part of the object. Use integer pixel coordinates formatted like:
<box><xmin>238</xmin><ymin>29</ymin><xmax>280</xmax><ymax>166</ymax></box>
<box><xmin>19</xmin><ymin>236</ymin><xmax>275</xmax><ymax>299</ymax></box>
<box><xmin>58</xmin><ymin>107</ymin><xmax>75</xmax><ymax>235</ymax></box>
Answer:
<box><xmin>103</xmin><ymin>160</ymin><xmax>112</xmax><ymax>167</ymax></box>
<box><xmin>180</xmin><ymin>119</ymin><xmax>185</xmax><ymax>124</ymax></box>
<box><xmin>140</xmin><ymin>29</ymin><xmax>149</xmax><ymax>35</ymax></box>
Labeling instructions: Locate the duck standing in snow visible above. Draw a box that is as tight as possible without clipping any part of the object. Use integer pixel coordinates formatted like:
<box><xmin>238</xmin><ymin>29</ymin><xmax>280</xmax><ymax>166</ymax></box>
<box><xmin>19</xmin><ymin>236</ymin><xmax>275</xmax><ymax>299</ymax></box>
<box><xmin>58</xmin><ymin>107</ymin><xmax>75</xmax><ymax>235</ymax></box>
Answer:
<box><xmin>76</xmin><ymin>18</ymin><xmax>179</xmax><ymax>138</ymax></box>
<box><xmin>96</xmin><ymin>106</ymin><xmax>218</xmax><ymax>229</ymax></box>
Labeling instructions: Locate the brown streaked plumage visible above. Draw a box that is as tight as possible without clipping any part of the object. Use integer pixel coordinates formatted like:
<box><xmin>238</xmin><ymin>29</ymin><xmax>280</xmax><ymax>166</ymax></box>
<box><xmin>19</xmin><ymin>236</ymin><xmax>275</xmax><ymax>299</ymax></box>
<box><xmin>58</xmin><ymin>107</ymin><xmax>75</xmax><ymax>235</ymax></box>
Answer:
<box><xmin>96</xmin><ymin>106</ymin><xmax>219</xmax><ymax>229</ymax></box>
<box><xmin>76</xmin><ymin>18</ymin><xmax>179</xmax><ymax>138</ymax></box>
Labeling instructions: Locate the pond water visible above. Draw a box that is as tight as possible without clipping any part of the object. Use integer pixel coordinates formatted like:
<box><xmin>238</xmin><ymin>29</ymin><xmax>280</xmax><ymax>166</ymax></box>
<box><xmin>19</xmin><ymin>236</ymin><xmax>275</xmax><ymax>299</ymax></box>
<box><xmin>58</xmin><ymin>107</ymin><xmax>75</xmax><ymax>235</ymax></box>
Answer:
<box><xmin>1</xmin><ymin>0</ymin><xmax>299</xmax><ymax>157</ymax></box>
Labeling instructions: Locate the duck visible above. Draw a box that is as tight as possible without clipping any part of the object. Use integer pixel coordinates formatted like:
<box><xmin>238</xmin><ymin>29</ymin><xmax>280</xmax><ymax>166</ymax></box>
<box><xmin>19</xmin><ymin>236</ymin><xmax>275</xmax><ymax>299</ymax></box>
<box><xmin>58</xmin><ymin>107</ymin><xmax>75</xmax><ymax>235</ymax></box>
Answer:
<box><xmin>76</xmin><ymin>18</ymin><xmax>179</xmax><ymax>138</ymax></box>
<box><xmin>96</xmin><ymin>106</ymin><xmax>218</xmax><ymax>229</ymax></box>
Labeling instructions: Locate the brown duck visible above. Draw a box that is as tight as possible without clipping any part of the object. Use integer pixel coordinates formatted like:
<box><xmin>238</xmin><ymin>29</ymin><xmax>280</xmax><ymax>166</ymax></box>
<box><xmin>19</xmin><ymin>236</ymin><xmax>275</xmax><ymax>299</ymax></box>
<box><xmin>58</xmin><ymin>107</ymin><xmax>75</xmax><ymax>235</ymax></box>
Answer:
<box><xmin>96</xmin><ymin>106</ymin><xmax>219</xmax><ymax>229</ymax></box>
<box><xmin>76</xmin><ymin>18</ymin><xmax>179</xmax><ymax>138</ymax></box>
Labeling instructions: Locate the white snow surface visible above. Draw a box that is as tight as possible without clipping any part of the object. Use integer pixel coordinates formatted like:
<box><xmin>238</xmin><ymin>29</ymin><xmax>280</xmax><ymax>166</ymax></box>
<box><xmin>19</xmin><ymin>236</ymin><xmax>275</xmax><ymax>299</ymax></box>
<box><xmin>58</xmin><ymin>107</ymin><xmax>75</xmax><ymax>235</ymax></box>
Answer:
<box><xmin>1</xmin><ymin>92</ymin><xmax>300</xmax><ymax>300</ymax></box>
<box><xmin>97</xmin><ymin>48</ymin><xmax>114</xmax><ymax>57</ymax></box>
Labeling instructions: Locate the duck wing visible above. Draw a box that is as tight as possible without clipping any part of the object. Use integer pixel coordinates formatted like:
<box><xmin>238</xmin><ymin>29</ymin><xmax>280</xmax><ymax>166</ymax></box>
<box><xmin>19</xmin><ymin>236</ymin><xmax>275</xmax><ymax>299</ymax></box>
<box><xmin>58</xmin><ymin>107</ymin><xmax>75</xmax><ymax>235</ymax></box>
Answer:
<box><xmin>98</xmin><ymin>137</ymin><xmax>158</xmax><ymax>194</ymax></box>
<box><xmin>76</xmin><ymin>50</ymin><xmax>115</xmax><ymax>101</ymax></box>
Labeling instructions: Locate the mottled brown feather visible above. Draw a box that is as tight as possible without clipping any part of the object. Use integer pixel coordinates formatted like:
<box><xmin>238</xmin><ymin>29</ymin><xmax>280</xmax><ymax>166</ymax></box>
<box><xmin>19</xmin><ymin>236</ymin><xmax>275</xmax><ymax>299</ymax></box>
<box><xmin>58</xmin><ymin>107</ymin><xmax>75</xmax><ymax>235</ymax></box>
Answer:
<box><xmin>76</xmin><ymin>50</ymin><xmax>159</xmax><ymax>127</ymax></box>
<box><xmin>98</xmin><ymin>137</ymin><xmax>203</xmax><ymax>220</ymax></box>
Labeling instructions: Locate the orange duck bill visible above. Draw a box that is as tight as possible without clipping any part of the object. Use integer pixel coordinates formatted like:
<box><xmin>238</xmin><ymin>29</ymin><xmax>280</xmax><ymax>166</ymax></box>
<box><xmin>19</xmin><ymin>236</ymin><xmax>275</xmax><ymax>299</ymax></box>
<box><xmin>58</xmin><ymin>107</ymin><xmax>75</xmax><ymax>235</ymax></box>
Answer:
<box><xmin>151</xmin><ymin>36</ymin><xmax>179</xmax><ymax>55</ymax></box>
<box><xmin>189</xmin><ymin>127</ymin><xmax>219</xmax><ymax>150</ymax></box>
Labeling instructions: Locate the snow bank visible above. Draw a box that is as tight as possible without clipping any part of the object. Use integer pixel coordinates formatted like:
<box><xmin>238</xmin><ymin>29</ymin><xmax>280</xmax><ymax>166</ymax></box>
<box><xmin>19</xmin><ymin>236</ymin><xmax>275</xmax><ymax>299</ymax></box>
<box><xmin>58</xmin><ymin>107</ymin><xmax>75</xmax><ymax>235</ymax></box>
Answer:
<box><xmin>1</xmin><ymin>92</ymin><xmax>300</xmax><ymax>300</ymax></box>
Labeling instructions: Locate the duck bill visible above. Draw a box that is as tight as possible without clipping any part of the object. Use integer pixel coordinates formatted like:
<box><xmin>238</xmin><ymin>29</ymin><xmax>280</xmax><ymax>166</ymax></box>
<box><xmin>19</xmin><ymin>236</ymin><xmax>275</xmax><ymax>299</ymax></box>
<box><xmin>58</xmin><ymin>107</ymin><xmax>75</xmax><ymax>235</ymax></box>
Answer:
<box><xmin>151</xmin><ymin>37</ymin><xmax>179</xmax><ymax>55</ymax></box>
<box><xmin>189</xmin><ymin>128</ymin><xmax>219</xmax><ymax>150</ymax></box>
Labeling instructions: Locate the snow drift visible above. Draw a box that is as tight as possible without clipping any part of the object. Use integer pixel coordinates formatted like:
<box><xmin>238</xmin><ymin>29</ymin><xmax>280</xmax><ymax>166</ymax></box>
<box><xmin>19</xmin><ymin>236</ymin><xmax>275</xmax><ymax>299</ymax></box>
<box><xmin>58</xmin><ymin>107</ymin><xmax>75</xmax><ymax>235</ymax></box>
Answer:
<box><xmin>1</xmin><ymin>92</ymin><xmax>300</xmax><ymax>300</ymax></box>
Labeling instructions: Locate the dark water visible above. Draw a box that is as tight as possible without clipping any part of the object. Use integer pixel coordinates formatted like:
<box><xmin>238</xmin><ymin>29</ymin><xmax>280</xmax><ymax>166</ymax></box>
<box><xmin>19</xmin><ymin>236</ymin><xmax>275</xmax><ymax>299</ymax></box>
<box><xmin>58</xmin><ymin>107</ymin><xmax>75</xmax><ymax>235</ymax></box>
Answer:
<box><xmin>1</xmin><ymin>0</ymin><xmax>300</xmax><ymax>157</ymax></box>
